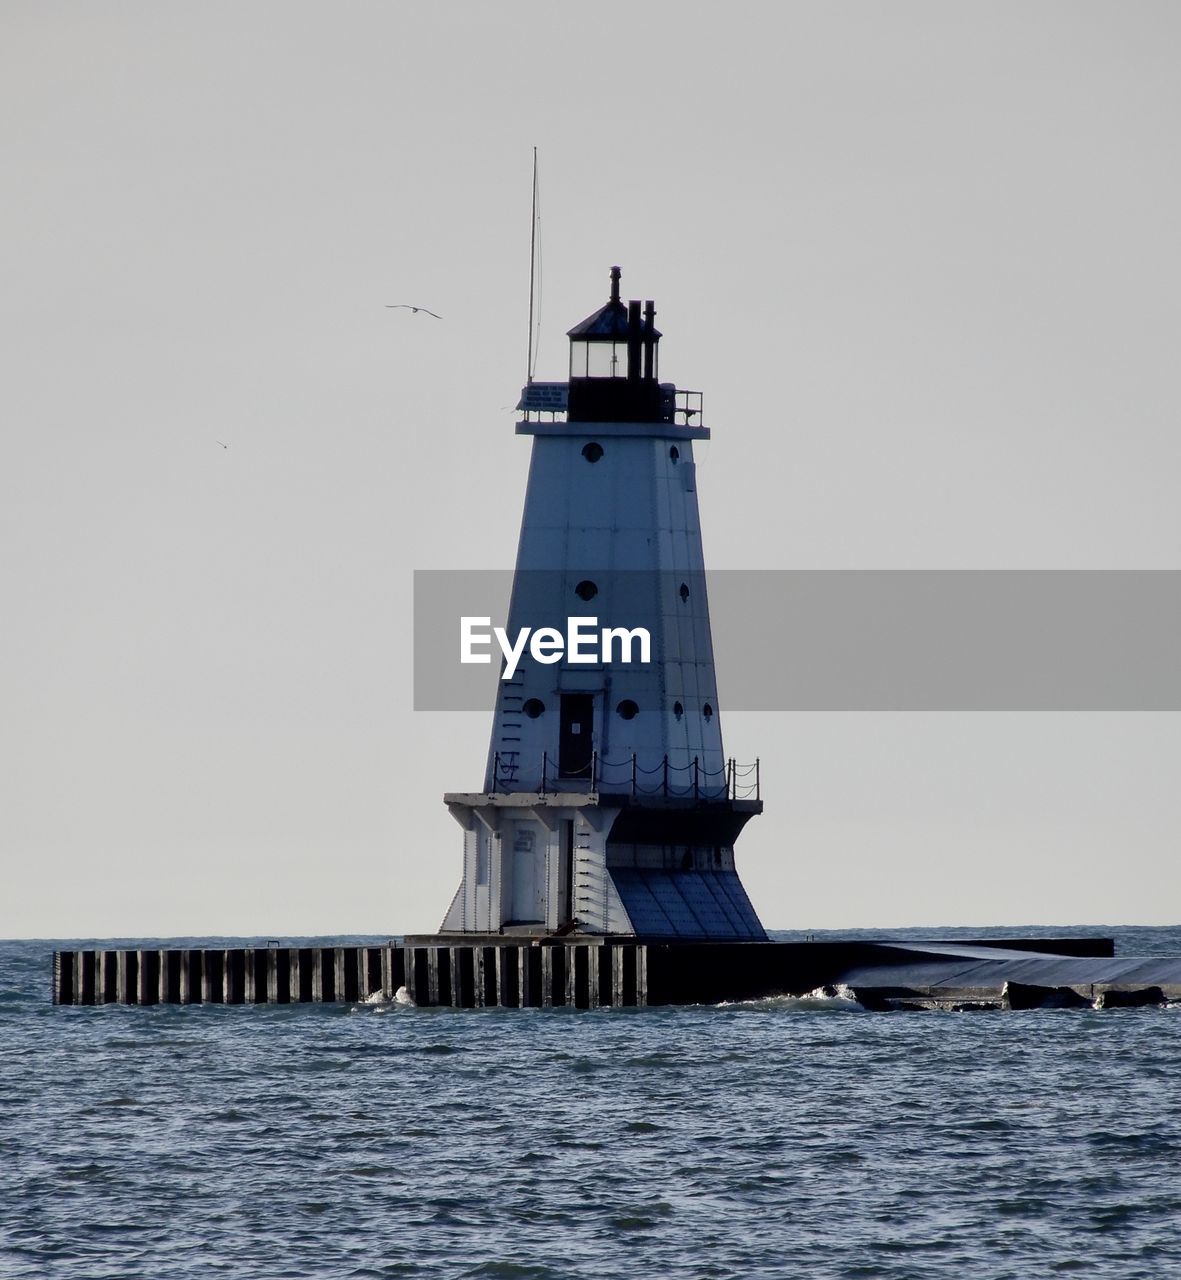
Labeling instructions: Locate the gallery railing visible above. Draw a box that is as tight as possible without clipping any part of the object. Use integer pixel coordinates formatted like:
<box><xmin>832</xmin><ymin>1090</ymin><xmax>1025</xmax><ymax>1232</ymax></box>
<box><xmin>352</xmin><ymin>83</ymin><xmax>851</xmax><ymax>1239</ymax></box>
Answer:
<box><xmin>489</xmin><ymin>752</ymin><xmax>760</xmax><ymax>802</ymax></box>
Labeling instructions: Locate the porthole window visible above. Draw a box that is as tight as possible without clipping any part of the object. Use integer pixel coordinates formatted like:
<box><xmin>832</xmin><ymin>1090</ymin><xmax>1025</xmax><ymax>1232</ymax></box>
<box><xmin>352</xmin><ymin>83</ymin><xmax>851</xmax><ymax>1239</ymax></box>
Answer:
<box><xmin>581</xmin><ymin>442</ymin><xmax>604</xmax><ymax>463</ymax></box>
<box><xmin>703</xmin><ymin>703</ymin><xmax>714</xmax><ymax>720</ymax></box>
<box><xmin>616</xmin><ymin>699</ymin><xmax>639</xmax><ymax>720</ymax></box>
<box><xmin>673</xmin><ymin>701</ymin><xmax>684</xmax><ymax>720</ymax></box>
<box><xmin>679</xmin><ymin>582</ymin><xmax>690</xmax><ymax>603</ymax></box>
<box><xmin>574</xmin><ymin>580</ymin><xmax>598</xmax><ymax>602</ymax></box>
<box><xmin>523</xmin><ymin>698</ymin><xmax>545</xmax><ymax>719</ymax></box>
<box><xmin>669</xmin><ymin>446</ymin><xmax>680</xmax><ymax>463</ymax></box>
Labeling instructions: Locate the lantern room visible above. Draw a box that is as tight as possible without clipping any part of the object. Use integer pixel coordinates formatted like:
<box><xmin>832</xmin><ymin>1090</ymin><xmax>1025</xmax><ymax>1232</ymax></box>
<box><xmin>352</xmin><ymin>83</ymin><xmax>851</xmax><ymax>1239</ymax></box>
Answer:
<box><xmin>566</xmin><ymin>266</ymin><xmax>664</xmax><ymax>423</ymax></box>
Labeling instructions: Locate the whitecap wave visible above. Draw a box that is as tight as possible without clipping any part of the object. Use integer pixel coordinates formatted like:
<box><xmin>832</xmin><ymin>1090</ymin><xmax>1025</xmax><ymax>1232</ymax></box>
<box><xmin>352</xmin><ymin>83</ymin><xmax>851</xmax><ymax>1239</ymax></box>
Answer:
<box><xmin>790</xmin><ymin>984</ymin><xmax>864</xmax><ymax>1011</ymax></box>
<box><xmin>360</xmin><ymin>986</ymin><xmax>415</xmax><ymax>1007</ymax></box>
<box><xmin>719</xmin><ymin>984</ymin><xmax>864</xmax><ymax>1012</ymax></box>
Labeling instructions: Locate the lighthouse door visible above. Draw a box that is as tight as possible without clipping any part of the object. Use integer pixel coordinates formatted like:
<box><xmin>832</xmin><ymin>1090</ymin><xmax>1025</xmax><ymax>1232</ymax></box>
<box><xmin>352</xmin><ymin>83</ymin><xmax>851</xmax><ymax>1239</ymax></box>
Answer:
<box><xmin>558</xmin><ymin>694</ymin><xmax>594</xmax><ymax>780</ymax></box>
<box><xmin>509</xmin><ymin>823</ymin><xmax>545</xmax><ymax>923</ymax></box>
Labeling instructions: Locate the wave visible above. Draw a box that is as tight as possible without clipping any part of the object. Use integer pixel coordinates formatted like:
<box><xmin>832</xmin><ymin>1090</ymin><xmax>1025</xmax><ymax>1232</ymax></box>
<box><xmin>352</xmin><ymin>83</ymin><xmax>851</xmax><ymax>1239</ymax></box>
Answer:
<box><xmin>721</xmin><ymin>984</ymin><xmax>865</xmax><ymax>1012</ymax></box>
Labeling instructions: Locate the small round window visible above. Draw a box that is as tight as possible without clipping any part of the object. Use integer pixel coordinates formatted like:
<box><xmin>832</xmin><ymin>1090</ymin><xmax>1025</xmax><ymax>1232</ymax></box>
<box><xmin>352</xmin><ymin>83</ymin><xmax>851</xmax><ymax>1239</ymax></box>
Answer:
<box><xmin>523</xmin><ymin>698</ymin><xmax>545</xmax><ymax>719</ymax></box>
<box><xmin>574</xmin><ymin>580</ymin><xmax>598</xmax><ymax>602</ymax></box>
<box><xmin>616</xmin><ymin>699</ymin><xmax>639</xmax><ymax>720</ymax></box>
<box><xmin>679</xmin><ymin>582</ymin><xmax>690</xmax><ymax>603</ymax></box>
<box><xmin>673</xmin><ymin>701</ymin><xmax>684</xmax><ymax>720</ymax></box>
<box><xmin>703</xmin><ymin>703</ymin><xmax>714</xmax><ymax>721</ymax></box>
<box><xmin>669</xmin><ymin>446</ymin><xmax>680</xmax><ymax>463</ymax></box>
<box><xmin>581</xmin><ymin>442</ymin><xmax>604</xmax><ymax>463</ymax></box>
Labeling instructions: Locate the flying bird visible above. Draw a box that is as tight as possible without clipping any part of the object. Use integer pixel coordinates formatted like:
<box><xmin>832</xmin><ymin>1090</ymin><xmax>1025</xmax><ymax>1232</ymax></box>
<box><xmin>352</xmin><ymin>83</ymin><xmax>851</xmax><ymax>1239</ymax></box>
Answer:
<box><xmin>386</xmin><ymin>304</ymin><xmax>442</xmax><ymax>319</ymax></box>
<box><xmin>216</xmin><ymin>440</ymin><xmax>229</xmax><ymax>449</ymax></box>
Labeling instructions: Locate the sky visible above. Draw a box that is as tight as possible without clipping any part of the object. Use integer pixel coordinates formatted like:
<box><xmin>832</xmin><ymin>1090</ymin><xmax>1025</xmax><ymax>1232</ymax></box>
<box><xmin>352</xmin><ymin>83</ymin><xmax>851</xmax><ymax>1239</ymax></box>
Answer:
<box><xmin>2</xmin><ymin>2</ymin><xmax>1179</xmax><ymax>939</ymax></box>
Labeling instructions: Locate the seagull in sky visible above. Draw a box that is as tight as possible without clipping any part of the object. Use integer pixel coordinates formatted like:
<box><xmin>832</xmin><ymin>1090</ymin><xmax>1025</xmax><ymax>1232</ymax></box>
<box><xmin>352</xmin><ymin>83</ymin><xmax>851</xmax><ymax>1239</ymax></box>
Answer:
<box><xmin>386</xmin><ymin>304</ymin><xmax>442</xmax><ymax>319</ymax></box>
<box><xmin>216</xmin><ymin>440</ymin><xmax>229</xmax><ymax>449</ymax></box>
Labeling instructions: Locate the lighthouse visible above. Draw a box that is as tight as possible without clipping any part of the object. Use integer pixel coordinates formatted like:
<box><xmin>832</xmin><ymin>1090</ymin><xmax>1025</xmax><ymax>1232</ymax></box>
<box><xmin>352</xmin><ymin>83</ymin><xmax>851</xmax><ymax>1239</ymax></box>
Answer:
<box><xmin>54</xmin><ymin>284</ymin><xmax>1165</xmax><ymax>1009</ymax></box>
<box><xmin>440</xmin><ymin>267</ymin><xmax>765</xmax><ymax>941</ymax></box>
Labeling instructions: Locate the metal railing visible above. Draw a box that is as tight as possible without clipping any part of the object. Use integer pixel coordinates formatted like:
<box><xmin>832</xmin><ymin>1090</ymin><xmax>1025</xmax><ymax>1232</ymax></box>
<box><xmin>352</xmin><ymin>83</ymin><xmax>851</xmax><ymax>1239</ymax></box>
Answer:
<box><xmin>490</xmin><ymin>751</ymin><xmax>760</xmax><ymax>802</ymax></box>
<box><xmin>515</xmin><ymin>382</ymin><xmax>705</xmax><ymax>428</ymax></box>
<box><xmin>669</xmin><ymin>388</ymin><xmax>704</xmax><ymax>424</ymax></box>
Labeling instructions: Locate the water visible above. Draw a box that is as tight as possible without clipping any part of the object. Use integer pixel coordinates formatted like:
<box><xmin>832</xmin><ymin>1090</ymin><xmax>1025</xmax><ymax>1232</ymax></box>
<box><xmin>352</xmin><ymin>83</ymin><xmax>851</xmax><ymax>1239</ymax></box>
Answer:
<box><xmin>4</xmin><ymin>928</ymin><xmax>1181</xmax><ymax>1279</ymax></box>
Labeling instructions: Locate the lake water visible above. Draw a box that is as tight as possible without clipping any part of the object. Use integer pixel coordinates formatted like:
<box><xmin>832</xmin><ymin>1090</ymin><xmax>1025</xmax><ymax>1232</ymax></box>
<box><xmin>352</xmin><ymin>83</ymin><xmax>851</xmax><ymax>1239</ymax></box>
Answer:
<box><xmin>4</xmin><ymin>927</ymin><xmax>1180</xmax><ymax>1279</ymax></box>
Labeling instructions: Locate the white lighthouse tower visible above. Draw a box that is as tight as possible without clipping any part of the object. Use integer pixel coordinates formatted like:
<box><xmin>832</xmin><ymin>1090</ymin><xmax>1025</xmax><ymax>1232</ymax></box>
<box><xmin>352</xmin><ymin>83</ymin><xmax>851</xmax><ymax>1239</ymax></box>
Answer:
<box><xmin>441</xmin><ymin>267</ymin><xmax>764</xmax><ymax>940</ymax></box>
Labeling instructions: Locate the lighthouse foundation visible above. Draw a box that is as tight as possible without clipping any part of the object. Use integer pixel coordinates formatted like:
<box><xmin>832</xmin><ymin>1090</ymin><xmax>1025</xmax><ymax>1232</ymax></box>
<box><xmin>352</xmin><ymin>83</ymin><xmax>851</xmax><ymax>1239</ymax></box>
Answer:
<box><xmin>53</xmin><ymin>934</ymin><xmax>1181</xmax><ymax>1010</ymax></box>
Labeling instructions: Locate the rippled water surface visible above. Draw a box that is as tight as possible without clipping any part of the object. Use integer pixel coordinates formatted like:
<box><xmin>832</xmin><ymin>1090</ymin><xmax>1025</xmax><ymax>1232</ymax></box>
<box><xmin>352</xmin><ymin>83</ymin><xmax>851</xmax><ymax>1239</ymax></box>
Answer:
<box><xmin>4</xmin><ymin>929</ymin><xmax>1181</xmax><ymax>1279</ymax></box>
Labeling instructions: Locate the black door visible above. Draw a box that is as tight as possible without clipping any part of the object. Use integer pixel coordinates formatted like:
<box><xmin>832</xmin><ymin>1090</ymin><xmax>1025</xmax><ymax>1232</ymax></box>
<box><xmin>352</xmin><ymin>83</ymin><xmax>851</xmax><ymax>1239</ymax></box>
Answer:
<box><xmin>558</xmin><ymin>693</ymin><xmax>594</xmax><ymax>779</ymax></box>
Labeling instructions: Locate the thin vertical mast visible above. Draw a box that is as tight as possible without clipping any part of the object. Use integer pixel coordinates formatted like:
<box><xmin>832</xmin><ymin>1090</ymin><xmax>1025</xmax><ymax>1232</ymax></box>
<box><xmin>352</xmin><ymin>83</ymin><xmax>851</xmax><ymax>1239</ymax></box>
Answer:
<box><xmin>526</xmin><ymin>147</ymin><xmax>538</xmax><ymax>385</ymax></box>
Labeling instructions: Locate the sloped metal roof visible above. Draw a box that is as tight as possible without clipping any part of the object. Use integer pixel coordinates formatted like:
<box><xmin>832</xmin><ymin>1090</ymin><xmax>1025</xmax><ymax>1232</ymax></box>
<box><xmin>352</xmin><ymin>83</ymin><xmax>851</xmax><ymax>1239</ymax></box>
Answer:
<box><xmin>566</xmin><ymin>297</ymin><xmax>630</xmax><ymax>339</ymax></box>
<box><xmin>610</xmin><ymin>868</ymin><xmax>767</xmax><ymax>941</ymax></box>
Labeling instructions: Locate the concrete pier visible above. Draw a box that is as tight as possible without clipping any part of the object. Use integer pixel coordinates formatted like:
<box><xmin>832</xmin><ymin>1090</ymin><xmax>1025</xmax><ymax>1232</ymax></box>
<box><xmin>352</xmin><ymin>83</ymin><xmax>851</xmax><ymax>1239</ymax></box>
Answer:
<box><xmin>52</xmin><ymin>935</ymin><xmax>1181</xmax><ymax>1010</ymax></box>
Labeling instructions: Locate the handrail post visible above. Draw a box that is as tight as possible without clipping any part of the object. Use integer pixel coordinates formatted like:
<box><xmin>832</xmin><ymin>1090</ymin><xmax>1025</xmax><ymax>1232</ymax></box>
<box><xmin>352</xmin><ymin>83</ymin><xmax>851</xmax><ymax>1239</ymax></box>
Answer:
<box><xmin>663</xmin><ymin>755</ymin><xmax>669</xmax><ymax>797</ymax></box>
<box><xmin>693</xmin><ymin>756</ymin><xmax>699</xmax><ymax>801</ymax></box>
<box><xmin>755</xmin><ymin>757</ymin><xmax>760</xmax><ymax>801</ymax></box>
<box><xmin>541</xmin><ymin>752</ymin><xmax>548</xmax><ymax>796</ymax></box>
<box><xmin>493</xmin><ymin>751</ymin><xmax>500</xmax><ymax>794</ymax></box>
<box><xmin>591</xmin><ymin>749</ymin><xmax>598</xmax><ymax>792</ymax></box>
<box><xmin>631</xmin><ymin>753</ymin><xmax>637</xmax><ymax>798</ymax></box>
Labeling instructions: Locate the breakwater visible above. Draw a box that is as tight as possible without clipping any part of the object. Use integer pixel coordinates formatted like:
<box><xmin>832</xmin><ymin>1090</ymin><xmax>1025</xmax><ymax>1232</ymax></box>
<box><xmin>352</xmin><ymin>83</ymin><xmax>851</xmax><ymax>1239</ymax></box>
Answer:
<box><xmin>52</xmin><ymin>934</ymin><xmax>1181</xmax><ymax>1010</ymax></box>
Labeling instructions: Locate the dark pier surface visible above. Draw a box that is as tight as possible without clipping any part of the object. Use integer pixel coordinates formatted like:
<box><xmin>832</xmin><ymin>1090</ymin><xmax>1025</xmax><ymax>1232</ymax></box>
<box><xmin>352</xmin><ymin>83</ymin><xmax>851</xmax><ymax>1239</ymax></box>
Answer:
<box><xmin>830</xmin><ymin>940</ymin><xmax>1181</xmax><ymax>1010</ymax></box>
<box><xmin>53</xmin><ymin>935</ymin><xmax>1181</xmax><ymax>1010</ymax></box>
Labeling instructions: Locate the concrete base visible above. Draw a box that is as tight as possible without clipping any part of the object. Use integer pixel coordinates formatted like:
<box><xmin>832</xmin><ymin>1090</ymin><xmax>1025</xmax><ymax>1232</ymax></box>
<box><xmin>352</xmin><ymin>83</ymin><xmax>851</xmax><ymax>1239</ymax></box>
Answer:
<box><xmin>51</xmin><ymin>936</ymin><xmax>1181</xmax><ymax>1010</ymax></box>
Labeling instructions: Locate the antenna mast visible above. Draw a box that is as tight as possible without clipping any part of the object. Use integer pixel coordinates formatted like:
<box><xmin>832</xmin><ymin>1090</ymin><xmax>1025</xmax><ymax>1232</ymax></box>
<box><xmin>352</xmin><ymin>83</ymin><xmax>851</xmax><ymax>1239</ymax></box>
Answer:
<box><xmin>526</xmin><ymin>147</ymin><xmax>539</xmax><ymax>385</ymax></box>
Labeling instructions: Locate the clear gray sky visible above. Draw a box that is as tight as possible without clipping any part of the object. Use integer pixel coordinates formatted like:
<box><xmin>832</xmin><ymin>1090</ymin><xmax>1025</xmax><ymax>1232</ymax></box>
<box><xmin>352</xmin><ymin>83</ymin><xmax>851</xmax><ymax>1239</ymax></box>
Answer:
<box><xmin>3</xmin><ymin>2</ymin><xmax>1179</xmax><ymax>939</ymax></box>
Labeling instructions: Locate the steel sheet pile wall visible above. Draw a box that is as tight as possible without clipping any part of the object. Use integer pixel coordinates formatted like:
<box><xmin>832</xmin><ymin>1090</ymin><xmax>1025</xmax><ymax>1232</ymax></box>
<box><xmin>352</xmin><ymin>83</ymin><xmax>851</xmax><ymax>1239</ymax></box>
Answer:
<box><xmin>53</xmin><ymin>943</ymin><xmax>649</xmax><ymax>1008</ymax></box>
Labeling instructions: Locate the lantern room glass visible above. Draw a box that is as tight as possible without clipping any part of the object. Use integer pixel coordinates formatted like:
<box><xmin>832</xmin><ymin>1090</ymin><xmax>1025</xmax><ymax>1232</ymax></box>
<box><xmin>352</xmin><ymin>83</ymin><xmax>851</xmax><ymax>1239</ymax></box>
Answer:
<box><xmin>570</xmin><ymin>339</ymin><xmax>628</xmax><ymax>379</ymax></box>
